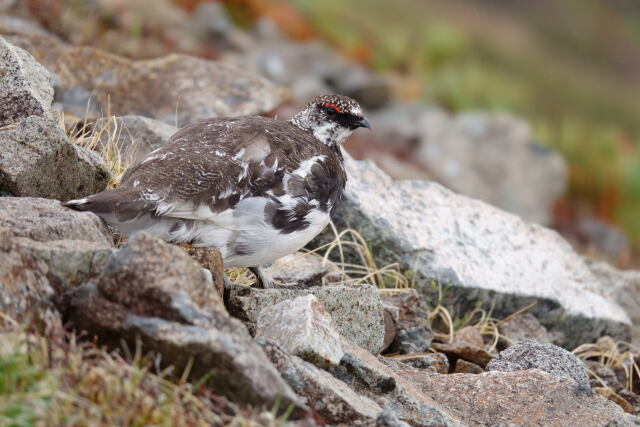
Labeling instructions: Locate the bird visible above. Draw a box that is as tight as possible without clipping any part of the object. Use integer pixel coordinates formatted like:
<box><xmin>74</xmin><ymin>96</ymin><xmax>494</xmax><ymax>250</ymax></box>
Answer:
<box><xmin>65</xmin><ymin>94</ymin><xmax>370</xmax><ymax>289</ymax></box>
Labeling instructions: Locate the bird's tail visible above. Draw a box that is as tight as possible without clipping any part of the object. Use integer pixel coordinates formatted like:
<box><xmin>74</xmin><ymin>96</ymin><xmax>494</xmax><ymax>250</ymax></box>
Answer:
<box><xmin>64</xmin><ymin>187</ymin><xmax>149</xmax><ymax>220</ymax></box>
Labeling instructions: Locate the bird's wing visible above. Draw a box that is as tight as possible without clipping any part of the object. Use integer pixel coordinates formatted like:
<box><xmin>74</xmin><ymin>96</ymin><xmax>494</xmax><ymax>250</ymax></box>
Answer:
<box><xmin>80</xmin><ymin>117</ymin><xmax>321</xmax><ymax>222</ymax></box>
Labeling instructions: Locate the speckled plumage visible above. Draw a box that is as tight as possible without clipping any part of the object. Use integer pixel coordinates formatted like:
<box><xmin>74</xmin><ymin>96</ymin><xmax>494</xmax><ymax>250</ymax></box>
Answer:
<box><xmin>66</xmin><ymin>95</ymin><xmax>369</xmax><ymax>287</ymax></box>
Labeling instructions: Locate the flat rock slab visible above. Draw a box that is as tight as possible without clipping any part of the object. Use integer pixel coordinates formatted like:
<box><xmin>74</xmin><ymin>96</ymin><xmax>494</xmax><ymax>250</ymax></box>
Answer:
<box><xmin>256</xmin><ymin>295</ymin><xmax>344</xmax><ymax>366</ymax></box>
<box><xmin>0</xmin><ymin>116</ymin><xmax>110</xmax><ymax>201</ymax></box>
<box><xmin>226</xmin><ymin>283</ymin><xmax>385</xmax><ymax>354</ymax></box>
<box><xmin>330</xmin><ymin>154</ymin><xmax>630</xmax><ymax>349</ymax></box>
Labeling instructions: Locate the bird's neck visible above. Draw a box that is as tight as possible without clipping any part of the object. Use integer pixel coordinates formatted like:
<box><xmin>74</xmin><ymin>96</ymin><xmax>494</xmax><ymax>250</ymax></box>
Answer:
<box><xmin>290</xmin><ymin>111</ymin><xmax>352</xmax><ymax>147</ymax></box>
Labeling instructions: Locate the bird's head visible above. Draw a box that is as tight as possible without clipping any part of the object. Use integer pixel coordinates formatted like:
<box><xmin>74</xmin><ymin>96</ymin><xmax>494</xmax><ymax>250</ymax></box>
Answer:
<box><xmin>291</xmin><ymin>94</ymin><xmax>371</xmax><ymax>146</ymax></box>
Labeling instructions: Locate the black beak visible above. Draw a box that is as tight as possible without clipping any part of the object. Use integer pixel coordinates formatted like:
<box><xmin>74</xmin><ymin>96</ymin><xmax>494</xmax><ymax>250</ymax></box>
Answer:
<box><xmin>353</xmin><ymin>117</ymin><xmax>371</xmax><ymax>130</ymax></box>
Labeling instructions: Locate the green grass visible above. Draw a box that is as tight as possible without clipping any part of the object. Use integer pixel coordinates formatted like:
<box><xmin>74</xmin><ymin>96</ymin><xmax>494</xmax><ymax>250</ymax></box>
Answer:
<box><xmin>0</xmin><ymin>322</ymin><xmax>282</xmax><ymax>426</ymax></box>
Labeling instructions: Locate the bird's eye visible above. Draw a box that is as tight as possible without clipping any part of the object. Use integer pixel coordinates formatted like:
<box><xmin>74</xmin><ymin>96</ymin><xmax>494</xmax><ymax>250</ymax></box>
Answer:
<box><xmin>322</xmin><ymin>103</ymin><xmax>341</xmax><ymax>115</ymax></box>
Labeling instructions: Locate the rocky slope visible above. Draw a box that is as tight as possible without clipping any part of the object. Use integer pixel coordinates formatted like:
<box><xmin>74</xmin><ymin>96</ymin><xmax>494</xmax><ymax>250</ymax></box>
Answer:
<box><xmin>2</xmin><ymin>8</ymin><xmax>640</xmax><ymax>426</ymax></box>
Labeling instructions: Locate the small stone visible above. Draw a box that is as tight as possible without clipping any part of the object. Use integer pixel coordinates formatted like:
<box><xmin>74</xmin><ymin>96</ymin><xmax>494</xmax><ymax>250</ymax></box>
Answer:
<box><xmin>227</xmin><ymin>283</ymin><xmax>385</xmax><ymax>353</ymax></box>
<box><xmin>453</xmin><ymin>326</ymin><xmax>485</xmax><ymax>348</ymax></box>
<box><xmin>487</xmin><ymin>340</ymin><xmax>590</xmax><ymax>388</ymax></box>
<box><xmin>268</xmin><ymin>251</ymin><xmax>342</xmax><ymax>287</ymax></box>
<box><xmin>454</xmin><ymin>359</ymin><xmax>485</xmax><ymax>374</ymax></box>
<box><xmin>380</xmin><ymin>289</ymin><xmax>433</xmax><ymax>354</ymax></box>
<box><xmin>586</xmin><ymin>360</ymin><xmax>625</xmax><ymax>392</ymax></box>
<box><xmin>431</xmin><ymin>341</ymin><xmax>493</xmax><ymax>368</ymax></box>
<box><xmin>256</xmin><ymin>295</ymin><xmax>343</xmax><ymax>366</ymax></box>
<box><xmin>498</xmin><ymin>313</ymin><xmax>551</xmax><ymax>347</ymax></box>
<box><xmin>389</xmin><ymin>326</ymin><xmax>433</xmax><ymax>355</ymax></box>
<box><xmin>391</xmin><ymin>352</ymin><xmax>450</xmax><ymax>374</ymax></box>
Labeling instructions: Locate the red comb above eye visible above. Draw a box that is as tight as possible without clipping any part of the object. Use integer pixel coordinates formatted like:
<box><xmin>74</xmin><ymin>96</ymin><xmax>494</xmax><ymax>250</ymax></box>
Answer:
<box><xmin>322</xmin><ymin>103</ymin><xmax>342</xmax><ymax>113</ymax></box>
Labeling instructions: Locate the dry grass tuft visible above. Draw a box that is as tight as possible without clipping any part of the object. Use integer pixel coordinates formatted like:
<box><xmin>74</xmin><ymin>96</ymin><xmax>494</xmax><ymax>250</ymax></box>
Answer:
<box><xmin>574</xmin><ymin>336</ymin><xmax>640</xmax><ymax>394</ymax></box>
<box><xmin>63</xmin><ymin>112</ymin><xmax>126</xmax><ymax>188</ymax></box>
<box><xmin>427</xmin><ymin>300</ymin><xmax>538</xmax><ymax>351</ymax></box>
<box><xmin>0</xmin><ymin>313</ymin><xmax>289</xmax><ymax>426</ymax></box>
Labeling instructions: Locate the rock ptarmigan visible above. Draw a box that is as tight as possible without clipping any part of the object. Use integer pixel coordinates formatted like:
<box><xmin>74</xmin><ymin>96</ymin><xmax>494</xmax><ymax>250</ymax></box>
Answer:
<box><xmin>65</xmin><ymin>94</ymin><xmax>370</xmax><ymax>288</ymax></box>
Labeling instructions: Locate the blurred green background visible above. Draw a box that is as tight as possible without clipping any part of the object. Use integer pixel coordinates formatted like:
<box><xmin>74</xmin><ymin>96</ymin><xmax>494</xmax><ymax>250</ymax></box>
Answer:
<box><xmin>249</xmin><ymin>0</ymin><xmax>640</xmax><ymax>251</ymax></box>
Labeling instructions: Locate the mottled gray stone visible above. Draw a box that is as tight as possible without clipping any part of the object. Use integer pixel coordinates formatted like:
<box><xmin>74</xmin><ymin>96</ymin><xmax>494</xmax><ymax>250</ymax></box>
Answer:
<box><xmin>256</xmin><ymin>295</ymin><xmax>343</xmax><ymax>366</ymax></box>
<box><xmin>0</xmin><ymin>197</ymin><xmax>113</xmax><ymax>244</ymax></box>
<box><xmin>391</xmin><ymin>353</ymin><xmax>450</xmax><ymax>374</ymax></box>
<box><xmin>93</xmin><ymin>115</ymin><xmax>176</xmax><ymax>168</ymax></box>
<box><xmin>9</xmin><ymin>237</ymin><xmax>113</xmax><ymax>289</ymax></box>
<box><xmin>268</xmin><ymin>252</ymin><xmax>342</xmax><ymax>287</ymax></box>
<box><xmin>0</xmin><ymin>116</ymin><xmax>110</xmax><ymax>201</ymax></box>
<box><xmin>324</xmin><ymin>154</ymin><xmax>630</xmax><ymax>349</ymax></box>
<box><xmin>0</xmin><ymin>36</ymin><xmax>53</xmax><ymax>126</ymax></box>
<box><xmin>66</xmin><ymin>237</ymin><xmax>306</xmax><ymax>414</ymax></box>
<box><xmin>498</xmin><ymin>313</ymin><xmax>552</xmax><ymax>347</ymax></box>
<box><xmin>259</xmin><ymin>339</ymin><xmax>381</xmax><ymax>425</ymax></box>
<box><xmin>380</xmin><ymin>289</ymin><xmax>433</xmax><ymax>354</ymax></box>
<box><xmin>227</xmin><ymin>283</ymin><xmax>385</xmax><ymax>353</ymax></box>
<box><xmin>96</xmin><ymin>233</ymin><xmax>222</xmax><ymax>323</ymax></box>
<box><xmin>487</xmin><ymin>340</ymin><xmax>590</xmax><ymax>388</ymax></box>
<box><xmin>0</xmin><ymin>198</ymin><xmax>115</xmax><ymax>294</ymax></box>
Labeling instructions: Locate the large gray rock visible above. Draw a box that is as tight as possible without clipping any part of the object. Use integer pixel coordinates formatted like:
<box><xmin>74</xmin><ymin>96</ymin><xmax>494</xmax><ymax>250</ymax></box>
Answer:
<box><xmin>369</xmin><ymin>106</ymin><xmax>566</xmax><ymax>225</ymax></box>
<box><xmin>259</xmin><ymin>339</ymin><xmax>382</xmax><ymax>426</ymax></box>
<box><xmin>415</xmin><ymin>369</ymin><xmax>637</xmax><ymax>426</ymax></box>
<box><xmin>256</xmin><ymin>295</ymin><xmax>344</xmax><ymax>366</ymax></box>
<box><xmin>93</xmin><ymin>115</ymin><xmax>176</xmax><ymax>168</ymax></box>
<box><xmin>0</xmin><ymin>36</ymin><xmax>53</xmax><ymax>126</ymax></box>
<box><xmin>587</xmin><ymin>260</ymin><xmax>640</xmax><ymax>344</ymax></box>
<box><xmin>227</xmin><ymin>283</ymin><xmax>385</xmax><ymax>354</ymax></box>
<box><xmin>327</xmin><ymin>154</ymin><xmax>630</xmax><ymax>349</ymax></box>
<box><xmin>0</xmin><ymin>116</ymin><xmax>110</xmax><ymax>200</ymax></box>
<box><xmin>67</xmin><ymin>233</ymin><xmax>306</xmax><ymax>414</ymax></box>
<box><xmin>0</xmin><ymin>198</ymin><xmax>114</xmax><ymax>296</ymax></box>
<box><xmin>487</xmin><ymin>340</ymin><xmax>590</xmax><ymax>388</ymax></box>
